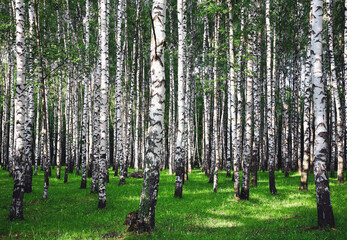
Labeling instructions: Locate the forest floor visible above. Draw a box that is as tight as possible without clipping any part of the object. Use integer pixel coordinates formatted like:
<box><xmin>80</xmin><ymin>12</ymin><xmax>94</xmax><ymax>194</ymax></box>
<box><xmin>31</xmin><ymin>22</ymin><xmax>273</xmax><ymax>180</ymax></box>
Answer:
<box><xmin>0</xmin><ymin>168</ymin><xmax>346</xmax><ymax>239</ymax></box>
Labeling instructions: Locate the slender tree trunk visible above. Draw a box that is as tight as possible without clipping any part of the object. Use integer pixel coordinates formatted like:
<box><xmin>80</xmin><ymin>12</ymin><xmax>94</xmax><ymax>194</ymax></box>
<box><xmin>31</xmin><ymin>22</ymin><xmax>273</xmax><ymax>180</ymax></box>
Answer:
<box><xmin>266</xmin><ymin>0</ymin><xmax>277</xmax><ymax>195</ymax></box>
<box><xmin>141</xmin><ymin>48</ymin><xmax>146</xmax><ymax>171</ymax></box>
<box><xmin>34</xmin><ymin>87</ymin><xmax>41</xmax><ymax>176</ymax></box>
<box><xmin>240</xmin><ymin>4</ymin><xmax>253</xmax><ymax>200</ymax></box>
<box><xmin>326</xmin><ymin>0</ymin><xmax>344</xmax><ymax>184</ymax></box>
<box><xmin>127</xmin><ymin>1</ymin><xmax>167</xmax><ymax>232</ymax></box>
<box><xmin>227</xmin><ymin>0</ymin><xmax>236</xmax><ymax>186</ymax></box>
<box><xmin>81</xmin><ymin>0</ymin><xmax>90</xmax><ymax>189</ymax></box>
<box><xmin>41</xmin><ymin>75</ymin><xmax>49</xmax><ymax>200</ymax></box>
<box><xmin>300</xmin><ymin>3</ymin><xmax>313</xmax><ymax>191</ymax></box>
<box><xmin>213</xmin><ymin>1</ymin><xmax>220</xmax><ymax>193</ymax></box>
<box><xmin>115</xmin><ymin>0</ymin><xmax>125</xmax><ymax>184</ymax></box>
<box><xmin>1</xmin><ymin>52</ymin><xmax>10</xmax><ymax>171</ymax></box>
<box><xmin>168</xmin><ymin>1</ymin><xmax>175</xmax><ymax>175</ymax></box>
<box><xmin>202</xmin><ymin>14</ymin><xmax>210</xmax><ymax>176</ymax></box>
<box><xmin>251</xmin><ymin>26</ymin><xmax>261</xmax><ymax>187</ymax></box>
<box><xmin>24</xmin><ymin>0</ymin><xmax>36</xmax><ymax>194</ymax></box>
<box><xmin>9</xmin><ymin>0</ymin><xmax>26</xmax><ymax>220</ymax></box>
<box><xmin>134</xmin><ymin>26</ymin><xmax>142</xmax><ymax>173</ymax></box>
<box><xmin>8</xmin><ymin>48</ymin><xmax>15</xmax><ymax>177</ymax></box>
<box><xmin>234</xmin><ymin>0</ymin><xmax>245</xmax><ymax>199</ymax></box>
<box><xmin>64</xmin><ymin>74</ymin><xmax>71</xmax><ymax>183</ymax></box>
<box><xmin>174</xmin><ymin>0</ymin><xmax>187</xmax><ymax>198</ymax></box>
<box><xmin>311</xmin><ymin>0</ymin><xmax>335</xmax><ymax>228</ymax></box>
<box><xmin>97</xmin><ymin>0</ymin><xmax>109</xmax><ymax>208</ymax></box>
<box><xmin>344</xmin><ymin>0</ymin><xmax>347</xmax><ymax>183</ymax></box>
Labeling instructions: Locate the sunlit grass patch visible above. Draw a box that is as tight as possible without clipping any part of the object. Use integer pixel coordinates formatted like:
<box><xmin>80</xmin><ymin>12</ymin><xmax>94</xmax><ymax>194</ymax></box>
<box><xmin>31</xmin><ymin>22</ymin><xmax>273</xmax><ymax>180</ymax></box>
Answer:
<box><xmin>0</xmin><ymin>167</ymin><xmax>346</xmax><ymax>239</ymax></box>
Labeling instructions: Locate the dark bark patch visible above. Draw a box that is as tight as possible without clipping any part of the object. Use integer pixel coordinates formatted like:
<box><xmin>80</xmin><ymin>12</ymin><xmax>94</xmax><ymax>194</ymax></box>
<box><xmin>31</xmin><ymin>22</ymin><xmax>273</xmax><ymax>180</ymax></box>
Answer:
<box><xmin>299</xmin><ymin>182</ymin><xmax>308</xmax><ymax>191</ymax></box>
<box><xmin>80</xmin><ymin>180</ymin><xmax>87</xmax><ymax>189</ymax></box>
<box><xmin>124</xmin><ymin>210</ymin><xmax>153</xmax><ymax>233</ymax></box>
<box><xmin>119</xmin><ymin>178</ymin><xmax>126</xmax><ymax>186</ymax></box>
<box><xmin>129</xmin><ymin>172</ymin><xmax>143</xmax><ymax>178</ymax></box>
<box><xmin>98</xmin><ymin>199</ymin><xmax>106</xmax><ymax>209</ymax></box>
<box><xmin>240</xmin><ymin>188</ymin><xmax>249</xmax><ymax>200</ymax></box>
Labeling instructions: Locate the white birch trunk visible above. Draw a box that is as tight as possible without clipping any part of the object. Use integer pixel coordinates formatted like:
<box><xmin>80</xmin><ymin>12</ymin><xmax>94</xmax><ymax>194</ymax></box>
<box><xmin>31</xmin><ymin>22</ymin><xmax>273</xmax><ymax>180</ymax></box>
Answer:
<box><xmin>134</xmin><ymin>0</ymin><xmax>167</xmax><ymax>231</ymax></box>
<box><xmin>234</xmin><ymin>0</ymin><xmax>245</xmax><ymax>199</ymax></box>
<box><xmin>266</xmin><ymin>0</ymin><xmax>277</xmax><ymax>195</ymax></box>
<box><xmin>81</xmin><ymin>0</ymin><xmax>90</xmax><ymax>189</ymax></box>
<box><xmin>134</xmin><ymin>28</ymin><xmax>142</xmax><ymax>173</ymax></box>
<box><xmin>213</xmin><ymin>1</ymin><xmax>220</xmax><ymax>193</ymax></box>
<box><xmin>115</xmin><ymin>0</ymin><xmax>125</xmax><ymax>184</ymax></box>
<box><xmin>174</xmin><ymin>0</ymin><xmax>187</xmax><ymax>198</ymax></box>
<box><xmin>311</xmin><ymin>0</ymin><xmax>334</xmax><ymax>227</ymax></box>
<box><xmin>326</xmin><ymin>0</ymin><xmax>344</xmax><ymax>184</ymax></box>
<box><xmin>98</xmin><ymin>0</ymin><xmax>109</xmax><ymax>208</ymax></box>
<box><xmin>9</xmin><ymin>0</ymin><xmax>26</xmax><ymax>220</ymax></box>
<box><xmin>227</xmin><ymin>0</ymin><xmax>236</xmax><ymax>187</ymax></box>
<box><xmin>168</xmin><ymin>1</ymin><xmax>175</xmax><ymax>175</ymax></box>
<box><xmin>24</xmin><ymin>0</ymin><xmax>35</xmax><ymax>193</ymax></box>
<box><xmin>240</xmin><ymin>5</ymin><xmax>253</xmax><ymax>200</ymax></box>
<box><xmin>300</xmin><ymin>3</ymin><xmax>313</xmax><ymax>190</ymax></box>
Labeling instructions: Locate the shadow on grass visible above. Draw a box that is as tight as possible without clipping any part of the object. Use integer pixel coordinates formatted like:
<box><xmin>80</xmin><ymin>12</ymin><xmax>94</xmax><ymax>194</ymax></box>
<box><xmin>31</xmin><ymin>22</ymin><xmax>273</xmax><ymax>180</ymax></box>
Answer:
<box><xmin>0</xmin><ymin>168</ymin><xmax>346</xmax><ymax>239</ymax></box>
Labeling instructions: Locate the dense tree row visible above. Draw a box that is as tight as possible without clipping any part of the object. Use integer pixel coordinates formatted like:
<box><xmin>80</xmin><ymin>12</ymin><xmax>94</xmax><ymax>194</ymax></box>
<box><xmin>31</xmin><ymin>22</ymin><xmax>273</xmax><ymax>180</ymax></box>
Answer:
<box><xmin>0</xmin><ymin>0</ymin><xmax>345</xmax><ymax>231</ymax></box>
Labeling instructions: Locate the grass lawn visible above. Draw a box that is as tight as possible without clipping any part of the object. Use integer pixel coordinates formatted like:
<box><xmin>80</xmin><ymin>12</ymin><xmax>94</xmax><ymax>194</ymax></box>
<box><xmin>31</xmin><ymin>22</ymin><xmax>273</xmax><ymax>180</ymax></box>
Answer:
<box><xmin>0</xmin><ymin>168</ymin><xmax>346</xmax><ymax>239</ymax></box>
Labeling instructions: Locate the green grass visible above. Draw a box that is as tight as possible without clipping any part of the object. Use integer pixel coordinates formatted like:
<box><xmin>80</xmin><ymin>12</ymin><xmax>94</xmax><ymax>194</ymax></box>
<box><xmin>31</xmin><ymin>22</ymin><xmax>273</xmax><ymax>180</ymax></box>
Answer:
<box><xmin>0</xmin><ymin>168</ymin><xmax>346</xmax><ymax>239</ymax></box>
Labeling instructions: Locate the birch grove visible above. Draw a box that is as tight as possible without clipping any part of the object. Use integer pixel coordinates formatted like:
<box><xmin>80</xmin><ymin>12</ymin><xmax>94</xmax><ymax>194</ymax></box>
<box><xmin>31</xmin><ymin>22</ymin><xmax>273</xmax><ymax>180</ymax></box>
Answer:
<box><xmin>0</xmin><ymin>0</ymin><xmax>345</xmax><ymax>232</ymax></box>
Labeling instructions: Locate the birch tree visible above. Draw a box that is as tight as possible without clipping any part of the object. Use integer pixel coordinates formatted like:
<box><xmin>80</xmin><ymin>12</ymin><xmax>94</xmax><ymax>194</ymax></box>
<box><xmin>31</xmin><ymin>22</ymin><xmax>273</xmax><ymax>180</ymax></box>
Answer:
<box><xmin>24</xmin><ymin>0</ymin><xmax>36</xmax><ymax>193</ymax></box>
<box><xmin>345</xmin><ymin>0</ymin><xmax>347</xmax><ymax>178</ymax></box>
<box><xmin>311</xmin><ymin>0</ymin><xmax>334</xmax><ymax>228</ymax></box>
<box><xmin>98</xmin><ymin>0</ymin><xmax>109</xmax><ymax>208</ymax></box>
<box><xmin>240</xmin><ymin>2</ymin><xmax>253</xmax><ymax>200</ymax></box>
<box><xmin>115</xmin><ymin>0</ymin><xmax>125</xmax><ymax>184</ymax></box>
<box><xmin>227</xmin><ymin>0</ymin><xmax>235</xmax><ymax>181</ymax></box>
<box><xmin>168</xmin><ymin>0</ymin><xmax>176</xmax><ymax>175</ymax></box>
<box><xmin>125</xmin><ymin>0</ymin><xmax>167</xmax><ymax>232</ymax></box>
<box><xmin>234</xmin><ymin>0</ymin><xmax>245</xmax><ymax>200</ymax></box>
<box><xmin>300</xmin><ymin>2</ymin><xmax>313</xmax><ymax>191</ymax></box>
<box><xmin>9</xmin><ymin>0</ymin><xmax>26</xmax><ymax>220</ymax></box>
<box><xmin>212</xmin><ymin>0</ymin><xmax>220</xmax><ymax>193</ymax></box>
<box><xmin>266</xmin><ymin>0</ymin><xmax>277</xmax><ymax>195</ymax></box>
<box><xmin>80</xmin><ymin>0</ymin><xmax>90</xmax><ymax>189</ymax></box>
<box><xmin>326</xmin><ymin>0</ymin><xmax>343</xmax><ymax>184</ymax></box>
<box><xmin>174</xmin><ymin>0</ymin><xmax>187</xmax><ymax>198</ymax></box>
